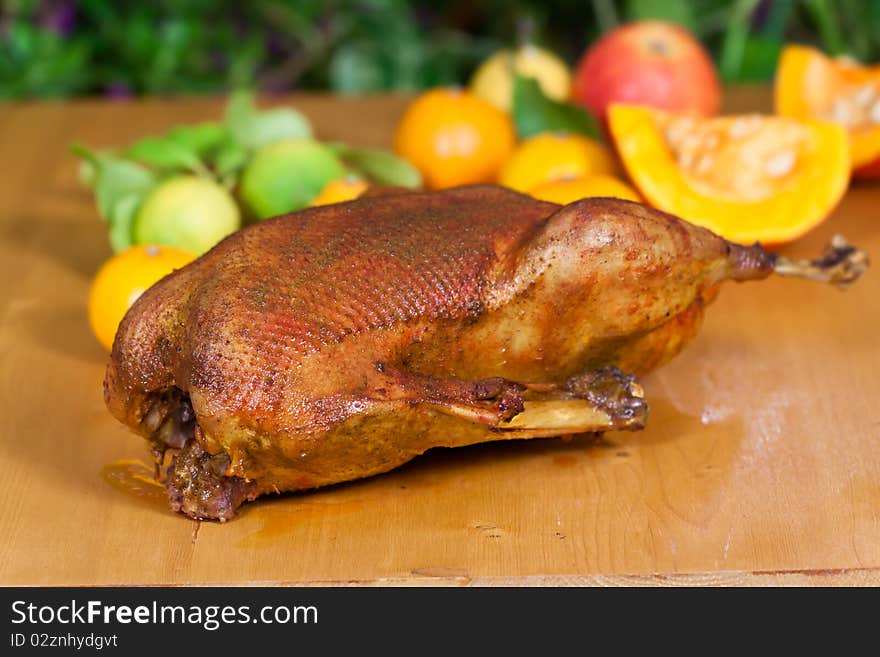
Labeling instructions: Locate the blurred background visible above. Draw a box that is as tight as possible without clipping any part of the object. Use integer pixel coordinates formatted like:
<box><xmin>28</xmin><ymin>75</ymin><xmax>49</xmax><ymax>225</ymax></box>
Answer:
<box><xmin>2</xmin><ymin>0</ymin><xmax>880</xmax><ymax>99</ymax></box>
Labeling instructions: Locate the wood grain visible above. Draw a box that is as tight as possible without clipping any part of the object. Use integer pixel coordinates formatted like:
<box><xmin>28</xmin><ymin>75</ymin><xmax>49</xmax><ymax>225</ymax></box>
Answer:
<box><xmin>1</xmin><ymin>88</ymin><xmax>879</xmax><ymax>586</ymax></box>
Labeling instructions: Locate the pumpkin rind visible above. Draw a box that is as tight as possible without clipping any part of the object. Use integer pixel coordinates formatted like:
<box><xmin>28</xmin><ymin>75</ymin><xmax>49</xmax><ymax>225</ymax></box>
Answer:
<box><xmin>608</xmin><ymin>103</ymin><xmax>850</xmax><ymax>245</ymax></box>
<box><xmin>775</xmin><ymin>45</ymin><xmax>880</xmax><ymax>177</ymax></box>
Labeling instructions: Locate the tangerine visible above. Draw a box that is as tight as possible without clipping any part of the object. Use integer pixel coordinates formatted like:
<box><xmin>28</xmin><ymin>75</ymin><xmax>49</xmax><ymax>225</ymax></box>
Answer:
<box><xmin>498</xmin><ymin>132</ymin><xmax>619</xmax><ymax>193</ymax></box>
<box><xmin>393</xmin><ymin>88</ymin><xmax>516</xmax><ymax>189</ymax></box>
<box><xmin>88</xmin><ymin>244</ymin><xmax>195</xmax><ymax>352</ymax></box>
<box><xmin>529</xmin><ymin>175</ymin><xmax>642</xmax><ymax>204</ymax></box>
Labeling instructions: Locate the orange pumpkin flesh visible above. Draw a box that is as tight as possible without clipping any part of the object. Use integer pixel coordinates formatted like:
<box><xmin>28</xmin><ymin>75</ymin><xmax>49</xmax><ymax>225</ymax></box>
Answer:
<box><xmin>608</xmin><ymin>103</ymin><xmax>850</xmax><ymax>245</ymax></box>
<box><xmin>775</xmin><ymin>45</ymin><xmax>880</xmax><ymax>177</ymax></box>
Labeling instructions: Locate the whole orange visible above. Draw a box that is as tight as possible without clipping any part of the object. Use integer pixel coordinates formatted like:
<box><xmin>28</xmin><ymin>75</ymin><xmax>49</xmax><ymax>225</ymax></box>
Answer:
<box><xmin>393</xmin><ymin>88</ymin><xmax>516</xmax><ymax>189</ymax></box>
<box><xmin>88</xmin><ymin>244</ymin><xmax>195</xmax><ymax>352</ymax></box>
<box><xmin>498</xmin><ymin>132</ymin><xmax>619</xmax><ymax>193</ymax></box>
<box><xmin>309</xmin><ymin>176</ymin><xmax>369</xmax><ymax>206</ymax></box>
<box><xmin>529</xmin><ymin>175</ymin><xmax>642</xmax><ymax>204</ymax></box>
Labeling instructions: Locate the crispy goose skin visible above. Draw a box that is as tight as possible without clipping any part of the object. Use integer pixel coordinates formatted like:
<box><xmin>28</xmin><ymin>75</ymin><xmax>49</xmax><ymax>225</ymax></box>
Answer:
<box><xmin>103</xmin><ymin>185</ymin><xmax>867</xmax><ymax>520</ymax></box>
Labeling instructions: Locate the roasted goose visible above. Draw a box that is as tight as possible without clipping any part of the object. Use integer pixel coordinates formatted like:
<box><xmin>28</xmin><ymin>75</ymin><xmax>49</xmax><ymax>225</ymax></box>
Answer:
<box><xmin>104</xmin><ymin>185</ymin><xmax>866</xmax><ymax>520</ymax></box>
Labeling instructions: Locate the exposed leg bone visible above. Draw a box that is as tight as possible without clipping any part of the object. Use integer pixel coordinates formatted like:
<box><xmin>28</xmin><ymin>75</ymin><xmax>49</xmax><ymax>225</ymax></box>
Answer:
<box><xmin>498</xmin><ymin>367</ymin><xmax>648</xmax><ymax>438</ymax></box>
<box><xmin>772</xmin><ymin>235</ymin><xmax>869</xmax><ymax>288</ymax></box>
<box><xmin>136</xmin><ymin>367</ymin><xmax>648</xmax><ymax>520</ymax></box>
<box><xmin>375</xmin><ymin>366</ymin><xmax>648</xmax><ymax>436</ymax></box>
<box><xmin>726</xmin><ymin>235</ymin><xmax>868</xmax><ymax>287</ymax></box>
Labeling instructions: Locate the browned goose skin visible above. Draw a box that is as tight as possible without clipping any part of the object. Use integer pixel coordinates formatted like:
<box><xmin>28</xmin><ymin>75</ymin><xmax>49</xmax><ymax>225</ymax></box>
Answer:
<box><xmin>103</xmin><ymin>185</ymin><xmax>867</xmax><ymax>520</ymax></box>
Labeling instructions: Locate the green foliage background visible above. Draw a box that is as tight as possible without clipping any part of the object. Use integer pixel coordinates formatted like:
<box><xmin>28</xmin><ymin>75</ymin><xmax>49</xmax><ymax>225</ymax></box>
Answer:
<box><xmin>3</xmin><ymin>0</ymin><xmax>880</xmax><ymax>99</ymax></box>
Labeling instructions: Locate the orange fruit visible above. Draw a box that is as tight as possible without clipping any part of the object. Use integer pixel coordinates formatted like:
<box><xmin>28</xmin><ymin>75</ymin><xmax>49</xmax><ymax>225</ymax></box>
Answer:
<box><xmin>88</xmin><ymin>244</ymin><xmax>195</xmax><ymax>352</ymax></box>
<box><xmin>309</xmin><ymin>176</ymin><xmax>369</xmax><ymax>206</ymax></box>
<box><xmin>529</xmin><ymin>175</ymin><xmax>642</xmax><ymax>204</ymax></box>
<box><xmin>498</xmin><ymin>132</ymin><xmax>619</xmax><ymax>193</ymax></box>
<box><xmin>393</xmin><ymin>88</ymin><xmax>516</xmax><ymax>189</ymax></box>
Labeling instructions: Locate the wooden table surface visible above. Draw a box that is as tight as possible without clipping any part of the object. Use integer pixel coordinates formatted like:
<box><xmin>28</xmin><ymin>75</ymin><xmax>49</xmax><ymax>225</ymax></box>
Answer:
<box><xmin>1</xmin><ymin>88</ymin><xmax>879</xmax><ymax>587</ymax></box>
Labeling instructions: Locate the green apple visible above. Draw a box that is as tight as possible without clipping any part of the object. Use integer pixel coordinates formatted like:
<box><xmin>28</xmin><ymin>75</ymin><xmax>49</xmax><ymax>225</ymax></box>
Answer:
<box><xmin>133</xmin><ymin>175</ymin><xmax>241</xmax><ymax>255</ymax></box>
<box><xmin>239</xmin><ymin>138</ymin><xmax>347</xmax><ymax>220</ymax></box>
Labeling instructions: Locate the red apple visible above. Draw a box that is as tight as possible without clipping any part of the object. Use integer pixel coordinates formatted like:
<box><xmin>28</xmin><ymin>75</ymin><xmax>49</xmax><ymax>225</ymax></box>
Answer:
<box><xmin>572</xmin><ymin>21</ymin><xmax>722</xmax><ymax>122</ymax></box>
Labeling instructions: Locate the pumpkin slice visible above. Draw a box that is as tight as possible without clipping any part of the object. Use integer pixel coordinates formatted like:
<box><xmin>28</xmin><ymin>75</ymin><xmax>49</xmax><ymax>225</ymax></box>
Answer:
<box><xmin>775</xmin><ymin>44</ymin><xmax>880</xmax><ymax>177</ymax></box>
<box><xmin>607</xmin><ymin>103</ymin><xmax>850</xmax><ymax>245</ymax></box>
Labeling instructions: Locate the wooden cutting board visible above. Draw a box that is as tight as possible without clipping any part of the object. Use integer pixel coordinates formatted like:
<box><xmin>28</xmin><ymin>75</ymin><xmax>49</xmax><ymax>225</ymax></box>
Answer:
<box><xmin>2</xmin><ymin>88</ymin><xmax>879</xmax><ymax>586</ymax></box>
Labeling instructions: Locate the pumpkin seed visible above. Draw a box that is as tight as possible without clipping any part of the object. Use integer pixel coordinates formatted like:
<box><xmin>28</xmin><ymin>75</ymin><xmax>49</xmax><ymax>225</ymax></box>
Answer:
<box><xmin>764</xmin><ymin>150</ymin><xmax>796</xmax><ymax>178</ymax></box>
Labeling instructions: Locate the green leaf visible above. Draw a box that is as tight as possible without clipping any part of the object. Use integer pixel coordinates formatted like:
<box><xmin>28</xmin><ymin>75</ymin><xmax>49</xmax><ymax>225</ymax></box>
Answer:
<box><xmin>737</xmin><ymin>35</ymin><xmax>783</xmax><ymax>82</ymax></box>
<box><xmin>213</xmin><ymin>139</ymin><xmax>249</xmax><ymax>180</ymax></box>
<box><xmin>329</xmin><ymin>43</ymin><xmax>387</xmax><ymax>93</ymax></box>
<box><xmin>107</xmin><ymin>194</ymin><xmax>143</xmax><ymax>252</ymax></box>
<box><xmin>167</xmin><ymin>122</ymin><xmax>229</xmax><ymax>156</ymax></box>
<box><xmin>72</xmin><ymin>144</ymin><xmax>154</xmax><ymax>251</ymax></box>
<box><xmin>512</xmin><ymin>75</ymin><xmax>601</xmax><ymax>140</ymax></box>
<box><xmin>78</xmin><ymin>159</ymin><xmax>97</xmax><ymax>189</ymax></box>
<box><xmin>127</xmin><ymin>136</ymin><xmax>206</xmax><ymax>173</ymax></box>
<box><xmin>336</xmin><ymin>146</ymin><xmax>422</xmax><ymax>188</ymax></box>
<box><xmin>804</xmin><ymin>0</ymin><xmax>846</xmax><ymax>56</ymax></box>
<box><xmin>225</xmin><ymin>89</ymin><xmax>256</xmax><ymax>130</ymax></box>
<box><xmin>625</xmin><ymin>0</ymin><xmax>697</xmax><ymax>32</ymax></box>
<box><xmin>72</xmin><ymin>144</ymin><xmax>158</xmax><ymax>222</ymax></box>
<box><xmin>718</xmin><ymin>0</ymin><xmax>761</xmax><ymax>81</ymax></box>
<box><xmin>94</xmin><ymin>158</ymin><xmax>155</xmax><ymax>224</ymax></box>
<box><xmin>70</xmin><ymin>143</ymin><xmax>102</xmax><ymax>168</ymax></box>
<box><xmin>224</xmin><ymin>89</ymin><xmax>312</xmax><ymax>150</ymax></box>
